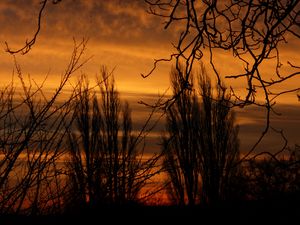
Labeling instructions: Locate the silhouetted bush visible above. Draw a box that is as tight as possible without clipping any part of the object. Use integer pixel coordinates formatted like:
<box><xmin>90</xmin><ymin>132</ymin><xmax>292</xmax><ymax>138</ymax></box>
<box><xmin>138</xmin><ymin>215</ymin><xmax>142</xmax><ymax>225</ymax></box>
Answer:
<box><xmin>241</xmin><ymin>145</ymin><xmax>300</xmax><ymax>201</ymax></box>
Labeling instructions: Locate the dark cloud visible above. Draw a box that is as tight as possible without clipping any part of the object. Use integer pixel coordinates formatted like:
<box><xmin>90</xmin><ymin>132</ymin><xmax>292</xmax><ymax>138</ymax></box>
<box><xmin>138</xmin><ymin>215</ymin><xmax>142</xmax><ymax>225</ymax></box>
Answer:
<box><xmin>0</xmin><ymin>0</ymin><xmax>174</xmax><ymax>49</ymax></box>
<box><xmin>0</xmin><ymin>0</ymin><xmax>175</xmax><ymax>88</ymax></box>
<box><xmin>236</xmin><ymin>104</ymin><xmax>300</xmax><ymax>153</ymax></box>
<box><xmin>125</xmin><ymin>92</ymin><xmax>300</xmax><ymax>154</ymax></box>
<box><xmin>0</xmin><ymin>0</ymin><xmax>299</xmax><ymax>156</ymax></box>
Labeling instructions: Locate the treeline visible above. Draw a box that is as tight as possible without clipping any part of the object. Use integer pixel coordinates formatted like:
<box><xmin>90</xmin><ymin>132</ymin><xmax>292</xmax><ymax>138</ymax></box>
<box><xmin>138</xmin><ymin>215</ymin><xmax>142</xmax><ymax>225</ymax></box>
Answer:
<box><xmin>163</xmin><ymin>65</ymin><xmax>300</xmax><ymax>207</ymax></box>
<box><xmin>0</xmin><ymin>43</ymin><xmax>300</xmax><ymax>216</ymax></box>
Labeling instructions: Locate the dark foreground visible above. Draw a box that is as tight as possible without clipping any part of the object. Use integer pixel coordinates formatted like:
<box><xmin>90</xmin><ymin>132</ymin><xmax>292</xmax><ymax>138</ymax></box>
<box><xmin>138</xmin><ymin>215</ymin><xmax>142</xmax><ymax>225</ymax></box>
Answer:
<box><xmin>1</xmin><ymin>199</ymin><xmax>300</xmax><ymax>225</ymax></box>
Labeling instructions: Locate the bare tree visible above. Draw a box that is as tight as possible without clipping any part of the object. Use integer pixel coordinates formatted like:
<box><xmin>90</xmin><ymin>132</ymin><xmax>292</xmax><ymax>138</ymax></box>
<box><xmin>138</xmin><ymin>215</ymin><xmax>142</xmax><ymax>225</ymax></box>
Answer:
<box><xmin>163</xmin><ymin>65</ymin><xmax>239</xmax><ymax>206</ymax></box>
<box><xmin>145</xmin><ymin>0</ymin><xmax>300</xmax><ymax>157</ymax></box>
<box><xmin>197</xmin><ymin>67</ymin><xmax>240</xmax><ymax>205</ymax></box>
<box><xmin>145</xmin><ymin>0</ymin><xmax>300</xmax><ymax>104</ymax></box>
<box><xmin>65</xmin><ymin>67</ymin><xmax>159</xmax><ymax>209</ymax></box>
<box><xmin>0</xmin><ymin>39</ymin><xmax>87</xmax><ymax>215</ymax></box>
<box><xmin>162</xmin><ymin>66</ymin><xmax>201</xmax><ymax>206</ymax></box>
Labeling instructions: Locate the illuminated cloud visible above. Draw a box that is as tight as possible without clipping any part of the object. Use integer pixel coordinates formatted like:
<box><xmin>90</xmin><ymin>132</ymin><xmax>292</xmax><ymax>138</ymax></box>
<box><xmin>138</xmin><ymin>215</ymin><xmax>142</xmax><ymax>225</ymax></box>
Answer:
<box><xmin>0</xmin><ymin>0</ymin><xmax>299</xmax><ymax>154</ymax></box>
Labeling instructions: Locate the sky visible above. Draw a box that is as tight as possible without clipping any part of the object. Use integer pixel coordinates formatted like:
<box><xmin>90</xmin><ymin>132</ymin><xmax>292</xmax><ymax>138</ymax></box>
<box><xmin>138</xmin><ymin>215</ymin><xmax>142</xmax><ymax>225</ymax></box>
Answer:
<box><xmin>0</xmin><ymin>0</ymin><xmax>299</xmax><ymax>155</ymax></box>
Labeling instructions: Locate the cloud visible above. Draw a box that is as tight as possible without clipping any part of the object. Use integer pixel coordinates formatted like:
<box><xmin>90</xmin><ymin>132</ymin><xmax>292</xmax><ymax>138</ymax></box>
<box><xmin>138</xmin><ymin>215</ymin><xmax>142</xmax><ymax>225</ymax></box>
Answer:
<box><xmin>123</xmin><ymin>91</ymin><xmax>300</xmax><ymax>155</ymax></box>
<box><xmin>0</xmin><ymin>0</ymin><xmax>175</xmax><ymax>91</ymax></box>
<box><xmin>37</xmin><ymin>0</ymin><xmax>174</xmax><ymax>47</ymax></box>
<box><xmin>236</xmin><ymin>104</ymin><xmax>300</xmax><ymax>153</ymax></box>
<box><xmin>0</xmin><ymin>0</ymin><xmax>299</xmax><ymax>157</ymax></box>
<box><xmin>0</xmin><ymin>0</ymin><xmax>174</xmax><ymax>48</ymax></box>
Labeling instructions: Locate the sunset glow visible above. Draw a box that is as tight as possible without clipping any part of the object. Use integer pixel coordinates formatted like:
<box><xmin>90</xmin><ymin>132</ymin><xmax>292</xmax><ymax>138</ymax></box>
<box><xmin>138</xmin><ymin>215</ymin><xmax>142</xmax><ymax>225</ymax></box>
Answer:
<box><xmin>0</xmin><ymin>0</ymin><xmax>299</xmax><ymax>155</ymax></box>
<box><xmin>0</xmin><ymin>0</ymin><xmax>300</xmax><ymax>222</ymax></box>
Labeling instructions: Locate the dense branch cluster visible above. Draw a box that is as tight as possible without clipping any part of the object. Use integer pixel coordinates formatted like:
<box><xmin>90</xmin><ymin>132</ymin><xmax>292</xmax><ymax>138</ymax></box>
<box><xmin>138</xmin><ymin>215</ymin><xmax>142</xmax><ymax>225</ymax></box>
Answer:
<box><xmin>145</xmin><ymin>0</ymin><xmax>300</xmax><ymax>108</ymax></box>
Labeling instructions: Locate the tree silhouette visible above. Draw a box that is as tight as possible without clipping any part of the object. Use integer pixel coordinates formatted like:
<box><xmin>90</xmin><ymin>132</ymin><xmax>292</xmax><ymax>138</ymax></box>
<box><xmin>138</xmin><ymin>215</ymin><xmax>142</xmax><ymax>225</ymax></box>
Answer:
<box><xmin>145</xmin><ymin>0</ymin><xmax>300</xmax><ymax>106</ymax></box>
<box><xmin>197</xmin><ymin>67</ymin><xmax>240</xmax><ymax>205</ymax></box>
<box><xmin>145</xmin><ymin>1</ymin><xmax>300</xmax><ymax>157</ymax></box>
<box><xmin>163</xmin><ymin>64</ymin><xmax>239</xmax><ymax>206</ymax></box>
<box><xmin>162</xmin><ymin>66</ymin><xmax>201</xmax><ymax>206</ymax></box>
<box><xmin>1</xmin><ymin>1</ymin><xmax>300</xmax><ymax>219</ymax></box>
<box><xmin>0</xmin><ymin>40</ymin><xmax>87</xmax><ymax>215</ymax></box>
<box><xmin>65</xmin><ymin>67</ymin><xmax>159</xmax><ymax>209</ymax></box>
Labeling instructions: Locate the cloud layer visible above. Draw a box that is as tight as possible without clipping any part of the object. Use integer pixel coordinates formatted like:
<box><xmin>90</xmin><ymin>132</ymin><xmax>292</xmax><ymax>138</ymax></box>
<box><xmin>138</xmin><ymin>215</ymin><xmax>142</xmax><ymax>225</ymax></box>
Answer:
<box><xmin>0</xmin><ymin>0</ymin><xmax>299</xmax><ymax>155</ymax></box>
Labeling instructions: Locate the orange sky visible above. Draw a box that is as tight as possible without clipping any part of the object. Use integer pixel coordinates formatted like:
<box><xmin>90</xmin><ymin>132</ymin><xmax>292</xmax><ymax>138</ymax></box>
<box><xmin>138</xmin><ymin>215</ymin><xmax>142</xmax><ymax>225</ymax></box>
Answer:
<box><xmin>0</xmin><ymin>0</ymin><xmax>299</xmax><ymax>155</ymax></box>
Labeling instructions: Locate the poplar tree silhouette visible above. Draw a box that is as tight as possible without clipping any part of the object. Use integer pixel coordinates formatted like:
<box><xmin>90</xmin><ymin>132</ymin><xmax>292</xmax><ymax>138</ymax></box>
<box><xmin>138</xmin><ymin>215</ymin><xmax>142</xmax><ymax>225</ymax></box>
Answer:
<box><xmin>163</xmin><ymin>65</ymin><xmax>239</xmax><ymax>206</ymax></box>
<box><xmin>66</xmin><ymin>67</ymin><xmax>158</xmax><ymax>208</ymax></box>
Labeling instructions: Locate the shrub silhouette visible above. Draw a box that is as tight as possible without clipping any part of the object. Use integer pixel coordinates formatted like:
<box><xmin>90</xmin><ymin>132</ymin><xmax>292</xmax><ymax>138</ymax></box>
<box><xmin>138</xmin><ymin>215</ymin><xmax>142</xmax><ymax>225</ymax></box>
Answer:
<box><xmin>240</xmin><ymin>145</ymin><xmax>300</xmax><ymax>201</ymax></box>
